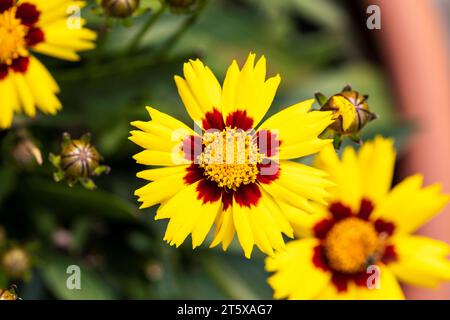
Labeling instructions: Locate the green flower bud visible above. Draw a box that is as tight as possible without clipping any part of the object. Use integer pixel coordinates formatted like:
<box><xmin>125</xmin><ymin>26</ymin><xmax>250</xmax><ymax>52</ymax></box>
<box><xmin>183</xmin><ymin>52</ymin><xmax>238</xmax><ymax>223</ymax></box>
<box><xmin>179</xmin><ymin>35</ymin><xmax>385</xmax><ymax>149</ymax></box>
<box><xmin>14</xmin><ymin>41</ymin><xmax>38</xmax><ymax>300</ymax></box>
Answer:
<box><xmin>60</xmin><ymin>139</ymin><xmax>101</xmax><ymax>178</ymax></box>
<box><xmin>49</xmin><ymin>133</ymin><xmax>110</xmax><ymax>189</ymax></box>
<box><xmin>102</xmin><ymin>0</ymin><xmax>140</xmax><ymax>18</ymax></box>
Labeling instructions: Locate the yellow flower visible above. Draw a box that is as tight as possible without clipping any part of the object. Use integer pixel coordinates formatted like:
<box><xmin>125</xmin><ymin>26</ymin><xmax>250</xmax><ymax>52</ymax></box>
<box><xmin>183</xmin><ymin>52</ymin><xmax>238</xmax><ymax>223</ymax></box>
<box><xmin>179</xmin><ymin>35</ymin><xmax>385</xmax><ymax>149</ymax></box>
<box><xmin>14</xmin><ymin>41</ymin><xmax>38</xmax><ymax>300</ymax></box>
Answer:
<box><xmin>130</xmin><ymin>53</ymin><xmax>334</xmax><ymax>258</ymax></box>
<box><xmin>266</xmin><ymin>136</ymin><xmax>450</xmax><ymax>299</ymax></box>
<box><xmin>0</xmin><ymin>0</ymin><xmax>96</xmax><ymax>129</ymax></box>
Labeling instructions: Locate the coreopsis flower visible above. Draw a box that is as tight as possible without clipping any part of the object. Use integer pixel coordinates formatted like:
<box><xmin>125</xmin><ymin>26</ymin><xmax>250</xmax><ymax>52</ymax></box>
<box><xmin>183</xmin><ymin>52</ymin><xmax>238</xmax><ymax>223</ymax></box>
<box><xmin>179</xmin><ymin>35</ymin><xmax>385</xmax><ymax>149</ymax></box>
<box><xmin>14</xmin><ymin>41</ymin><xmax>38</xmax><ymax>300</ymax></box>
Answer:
<box><xmin>0</xmin><ymin>0</ymin><xmax>96</xmax><ymax>129</ymax></box>
<box><xmin>130</xmin><ymin>53</ymin><xmax>335</xmax><ymax>258</ymax></box>
<box><xmin>266</xmin><ymin>136</ymin><xmax>450</xmax><ymax>299</ymax></box>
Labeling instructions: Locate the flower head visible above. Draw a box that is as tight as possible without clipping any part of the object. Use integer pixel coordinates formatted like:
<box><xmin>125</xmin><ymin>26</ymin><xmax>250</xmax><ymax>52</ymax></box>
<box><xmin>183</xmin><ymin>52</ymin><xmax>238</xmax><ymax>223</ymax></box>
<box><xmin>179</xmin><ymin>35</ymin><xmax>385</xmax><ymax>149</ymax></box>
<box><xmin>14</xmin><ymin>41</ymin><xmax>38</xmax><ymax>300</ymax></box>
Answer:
<box><xmin>0</xmin><ymin>0</ymin><xmax>96</xmax><ymax>129</ymax></box>
<box><xmin>130</xmin><ymin>53</ymin><xmax>335</xmax><ymax>258</ymax></box>
<box><xmin>266</xmin><ymin>136</ymin><xmax>450</xmax><ymax>299</ymax></box>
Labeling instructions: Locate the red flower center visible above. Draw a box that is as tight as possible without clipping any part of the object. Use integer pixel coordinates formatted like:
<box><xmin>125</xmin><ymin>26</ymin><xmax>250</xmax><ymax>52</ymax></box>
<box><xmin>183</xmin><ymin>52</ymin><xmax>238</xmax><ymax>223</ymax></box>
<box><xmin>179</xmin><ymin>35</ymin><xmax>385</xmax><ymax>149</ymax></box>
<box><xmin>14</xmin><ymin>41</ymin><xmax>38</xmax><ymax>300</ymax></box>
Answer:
<box><xmin>183</xmin><ymin>108</ymin><xmax>281</xmax><ymax>209</ymax></box>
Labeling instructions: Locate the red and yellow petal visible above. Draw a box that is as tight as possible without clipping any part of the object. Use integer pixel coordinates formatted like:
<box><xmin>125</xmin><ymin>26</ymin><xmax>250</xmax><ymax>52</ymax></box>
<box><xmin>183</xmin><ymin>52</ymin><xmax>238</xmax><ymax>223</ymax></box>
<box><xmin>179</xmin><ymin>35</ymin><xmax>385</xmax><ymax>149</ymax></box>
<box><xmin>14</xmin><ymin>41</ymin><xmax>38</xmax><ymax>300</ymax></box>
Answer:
<box><xmin>130</xmin><ymin>107</ymin><xmax>194</xmax><ymax>166</ymax></box>
<box><xmin>29</xmin><ymin>0</ymin><xmax>97</xmax><ymax>61</ymax></box>
<box><xmin>353</xmin><ymin>266</ymin><xmax>405</xmax><ymax>300</ymax></box>
<box><xmin>258</xmin><ymin>99</ymin><xmax>333</xmax><ymax>160</ymax></box>
<box><xmin>174</xmin><ymin>59</ymin><xmax>222</xmax><ymax>123</ymax></box>
<box><xmin>260</xmin><ymin>160</ymin><xmax>333</xmax><ymax>214</ymax></box>
<box><xmin>220</xmin><ymin>53</ymin><xmax>280</xmax><ymax>128</ymax></box>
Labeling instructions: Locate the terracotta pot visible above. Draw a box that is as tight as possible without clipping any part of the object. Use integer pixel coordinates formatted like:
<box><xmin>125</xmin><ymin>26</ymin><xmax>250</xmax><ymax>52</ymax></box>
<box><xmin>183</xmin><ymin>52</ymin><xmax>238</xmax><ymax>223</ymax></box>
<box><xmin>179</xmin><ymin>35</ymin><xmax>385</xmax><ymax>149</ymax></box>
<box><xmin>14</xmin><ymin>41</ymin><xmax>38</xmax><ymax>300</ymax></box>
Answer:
<box><xmin>368</xmin><ymin>0</ymin><xmax>450</xmax><ymax>299</ymax></box>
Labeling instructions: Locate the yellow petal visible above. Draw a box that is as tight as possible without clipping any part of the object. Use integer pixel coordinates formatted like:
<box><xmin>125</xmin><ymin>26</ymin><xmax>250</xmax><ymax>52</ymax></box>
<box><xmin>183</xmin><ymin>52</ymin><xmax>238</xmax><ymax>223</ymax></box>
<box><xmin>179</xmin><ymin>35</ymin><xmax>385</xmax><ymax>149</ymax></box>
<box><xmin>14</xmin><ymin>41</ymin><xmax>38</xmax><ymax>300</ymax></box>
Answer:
<box><xmin>389</xmin><ymin>235</ymin><xmax>450</xmax><ymax>287</ymax></box>
<box><xmin>33</xmin><ymin>42</ymin><xmax>80</xmax><ymax>61</ymax></box>
<box><xmin>137</xmin><ymin>165</ymin><xmax>189</xmax><ymax>181</ymax></box>
<box><xmin>11</xmin><ymin>72</ymin><xmax>36</xmax><ymax>117</ymax></box>
<box><xmin>232</xmin><ymin>201</ymin><xmax>255</xmax><ymax>258</ymax></box>
<box><xmin>358</xmin><ymin>136</ymin><xmax>396</xmax><ymax>204</ymax></box>
<box><xmin>220</xmin><ymin>60</ymin><xmax>240</xmax><ymax>116</ymax></box>
<box><xmin>133</xmin><ymin>150</ymin><xmax>189</xmax><ymax>166</ymax></box>
<box><xmin>259</xmin><ymin>100</ymin><xmax>333</xmax><ymax>148</ymax></box>
<box><xmin>248</xmin><ymin>207</ymin><xmax>274</xmax><ymax>256</ymax></box>
<box><xmin>161</xmin><ymin>181</ymin><xmax>221</xmax><ymax>248</ymax></box>
<box><xmin>135</xmin><ymin>171</ymin><xmax>188</xmax><ymax>210</ymax></box>
<box><xmin>210</xmin><ymin>207</ymin><xmax>235</xmax><ymax>250</ymax></box>
<box><xmin>278</xmin><ymin>201</ymin><xmax>328</xmax><ymax>238</ymax></box>
<box><xmin>175</xmin><ymin>59</ymin><xmax>221</xmax><ymax>122</ymax></box>
<box><xmin>354</xmin><ymin>265</ymin><xmax>405</xmax><ymax>300</ymax></box>
<box><xmin>275</xmin><ymin>161</ymin><xmax>333</xmax><ymax>205</ymax></box>
<box><xmin>371</xmin><ymin>174</ymin><xmax>450</xmax><ymax>233</ymax></box>
<box><xmin>314</xmin><ymin>144</ymin><xmax>362</xmax><ymax>211</ymax></box>
<box><xmin>25</xmin><ymin>57</ymin><xmax>61</xmax><ymax>114</ymax></box>
<box><xmin>266</xmin><ymin>238</ymin><xmax>331</xmax><ymax>300</ymax></box>
<box><xmin>0</xmin><ymin>76</ymin><xmax>18</xmax><ymax>129</ymax></box>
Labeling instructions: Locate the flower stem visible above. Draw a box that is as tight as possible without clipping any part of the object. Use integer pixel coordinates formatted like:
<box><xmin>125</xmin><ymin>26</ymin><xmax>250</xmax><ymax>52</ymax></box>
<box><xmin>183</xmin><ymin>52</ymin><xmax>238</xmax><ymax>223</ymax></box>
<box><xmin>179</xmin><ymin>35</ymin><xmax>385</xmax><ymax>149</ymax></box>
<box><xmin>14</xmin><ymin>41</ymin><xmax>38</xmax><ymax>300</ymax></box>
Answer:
<box><xmin>153</xmin><ymin>0</ymin><xmax>209</xmax><ymax>60</ymax></box>
<box><xmin>127</xmin><ymin>3</ymin><xmax>167</xmax><ymax>54</ymax></box>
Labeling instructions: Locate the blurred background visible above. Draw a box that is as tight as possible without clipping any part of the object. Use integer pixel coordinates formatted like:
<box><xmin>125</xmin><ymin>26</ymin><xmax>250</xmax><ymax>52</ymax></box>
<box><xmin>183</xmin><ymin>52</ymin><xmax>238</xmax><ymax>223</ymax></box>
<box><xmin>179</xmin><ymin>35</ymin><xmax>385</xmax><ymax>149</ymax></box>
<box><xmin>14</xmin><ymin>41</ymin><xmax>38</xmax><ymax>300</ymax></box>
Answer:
<box><xmin>0</xmin><ymin>0</ymin><xmax>449</xmax><ymax>299</ymax></box>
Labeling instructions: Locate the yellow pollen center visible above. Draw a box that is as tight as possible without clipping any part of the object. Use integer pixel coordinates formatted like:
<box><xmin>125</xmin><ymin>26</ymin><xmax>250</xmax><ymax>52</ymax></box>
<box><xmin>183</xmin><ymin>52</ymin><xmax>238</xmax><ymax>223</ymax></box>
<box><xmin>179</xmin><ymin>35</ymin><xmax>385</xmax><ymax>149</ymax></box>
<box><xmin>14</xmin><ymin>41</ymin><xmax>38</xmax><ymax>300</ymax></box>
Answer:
<box><xmin>324</xmin><ymin>217</ymin><xmax>380</xmax><ymax>274</ymax></box>
<box><xmin>198</xmin><ymin>128</ymin><xmax>263</xmax><ymax>190</ymax></box>
<box><xmin>0</xmin><ymin>7</ymin><xmax>28</xmax><ymax>65</ymax></box>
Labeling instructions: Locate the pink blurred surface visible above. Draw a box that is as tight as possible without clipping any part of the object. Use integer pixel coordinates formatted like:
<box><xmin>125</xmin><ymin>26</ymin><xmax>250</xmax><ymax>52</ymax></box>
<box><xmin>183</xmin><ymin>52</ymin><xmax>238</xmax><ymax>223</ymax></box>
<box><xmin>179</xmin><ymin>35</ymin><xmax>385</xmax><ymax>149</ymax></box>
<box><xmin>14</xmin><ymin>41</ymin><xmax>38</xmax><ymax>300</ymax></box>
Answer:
<box><xmin>369</xmin><ymin>0</ymin><xmax>450</xmax><ymax>299</ymax></box>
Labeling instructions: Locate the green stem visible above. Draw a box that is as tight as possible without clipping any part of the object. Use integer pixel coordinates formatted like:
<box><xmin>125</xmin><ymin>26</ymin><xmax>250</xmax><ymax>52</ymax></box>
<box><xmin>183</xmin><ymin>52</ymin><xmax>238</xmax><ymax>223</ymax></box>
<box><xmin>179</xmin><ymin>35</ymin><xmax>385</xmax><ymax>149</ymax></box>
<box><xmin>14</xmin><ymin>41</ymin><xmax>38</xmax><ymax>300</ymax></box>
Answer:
<box><xmin>154</xmin><ymin>0</ymin><xmax>209</xmax><ymax>60</ymax></box>
<box><xmin>127</xmin><ymin>3</ymin><xmax>167</xmax><ymax>54</ymax></box>
<box><xmin>198</xmin><ymin>253</ymin><xmax>259</xmax><ymax>300</ymax></box>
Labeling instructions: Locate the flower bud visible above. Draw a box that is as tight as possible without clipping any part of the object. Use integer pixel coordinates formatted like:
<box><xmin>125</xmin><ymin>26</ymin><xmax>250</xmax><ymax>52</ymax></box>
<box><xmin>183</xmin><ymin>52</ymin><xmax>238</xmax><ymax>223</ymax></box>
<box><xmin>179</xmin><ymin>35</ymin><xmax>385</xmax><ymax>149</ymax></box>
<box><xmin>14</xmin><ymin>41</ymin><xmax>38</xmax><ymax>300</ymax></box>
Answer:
<box><xmin>145</xmin><ymin>260</ymin><xmax>164</xmax><ymax>281</ymax></box>
<box><xmin>102</xmin><ymin>0</ymin><xmax>140</xmax><ymax>18</ymax></box>
<box><xmin>315</xmin><ymin>85</ymin><xmax>377</xmax><ymax>147</ymax></box>
<box><xmin>12</xmin><ymin>137</ymin><xmax>43</xmax><ymax>169</ymax></box>
<box><xmin>49</xmin><ymin>133</ymin><xmax>110</xmax><ymax>189</ymax></box>
<box><xmin>2</xmin><ymin>247</ymin><xmax>30</xmax><ymax>278</ymax></box>
<box><xmin>60</xmin><ymin>138</ymin><xmax>100</xmax><ymax>178</ymax></box>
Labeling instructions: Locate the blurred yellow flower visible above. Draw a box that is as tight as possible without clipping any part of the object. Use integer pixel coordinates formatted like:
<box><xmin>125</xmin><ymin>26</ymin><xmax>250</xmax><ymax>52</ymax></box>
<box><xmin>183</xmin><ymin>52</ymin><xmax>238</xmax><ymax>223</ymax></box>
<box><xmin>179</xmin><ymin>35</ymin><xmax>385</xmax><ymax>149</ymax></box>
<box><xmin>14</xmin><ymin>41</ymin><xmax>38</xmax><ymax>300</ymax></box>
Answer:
<box><xmin>266</xmin><ymin>136</ymin><xmax>450</xmax><ymax>299</ymax></box>
<box><xmin>130</xmin><ymin>53</ymin><xmax>334</xmax><ymax>258</ymax></box>
<box><xmin>0</xmin><ymin>0</ymin><xmax>96</xmax><ymax>129</ymax></box>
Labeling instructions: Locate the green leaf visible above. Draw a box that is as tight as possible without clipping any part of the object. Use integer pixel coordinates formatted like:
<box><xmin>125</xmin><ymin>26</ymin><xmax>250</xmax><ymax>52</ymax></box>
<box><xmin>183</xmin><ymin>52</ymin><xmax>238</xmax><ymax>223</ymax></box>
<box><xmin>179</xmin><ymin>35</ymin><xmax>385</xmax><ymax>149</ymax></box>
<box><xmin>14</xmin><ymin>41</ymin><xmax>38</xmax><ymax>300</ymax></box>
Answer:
<box><xmin>23</xmin><ymin>177</ymin><xmax>138</xmax><ymax>222</ymax></box>
<box><xmin>40</xmin><ymin>253</ymin><xmax>116</xmax><ymax>300</ymax></box>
